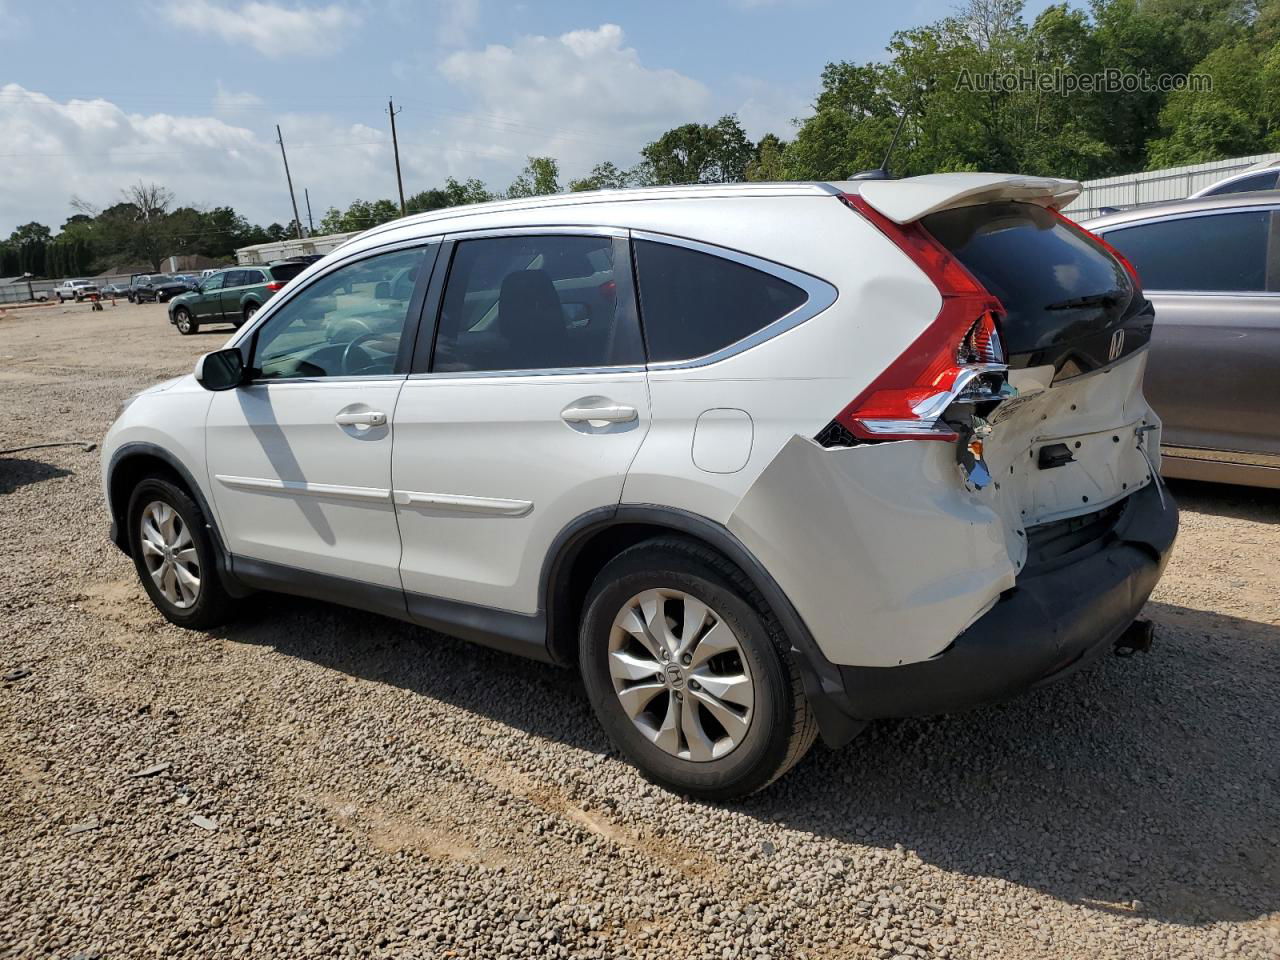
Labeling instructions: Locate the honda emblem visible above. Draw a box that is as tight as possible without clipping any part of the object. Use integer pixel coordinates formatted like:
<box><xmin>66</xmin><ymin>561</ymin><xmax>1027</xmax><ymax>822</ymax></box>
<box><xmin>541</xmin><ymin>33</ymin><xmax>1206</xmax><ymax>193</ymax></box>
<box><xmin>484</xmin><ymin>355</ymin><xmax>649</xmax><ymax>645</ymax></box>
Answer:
<box><xmin>1107</xmin><ymin>329</ymin><xmax>1125</xmax><ymax>363</ymax></box>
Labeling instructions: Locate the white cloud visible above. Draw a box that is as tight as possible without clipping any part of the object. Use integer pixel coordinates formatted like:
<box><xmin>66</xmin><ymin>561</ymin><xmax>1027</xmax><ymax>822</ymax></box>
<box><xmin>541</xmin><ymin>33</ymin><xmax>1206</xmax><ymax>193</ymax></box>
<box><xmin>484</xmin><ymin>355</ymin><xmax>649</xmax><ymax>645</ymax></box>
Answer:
<box><xmin>436</xmin><ymin>0</ymin><xmax>480</xmax><ymax>47</ymax></box>
<box><xmin>0</xmin><ymin>85</ymin><xmax>413</xmax><ymax>235</ymax></box>
<box><xmin>160</xmin><ymin>1</ymin><xmax>360</xmax><ymax>58</ymax></box>
<box><xmin>213</xmin><ymin>81</ymin><xmax>265</xmax><ymax>116</ymax></box>
<box><xmin>437</xmin><ymin>24</ymin><xmax>709</xmax><ymax>181</ymax></box>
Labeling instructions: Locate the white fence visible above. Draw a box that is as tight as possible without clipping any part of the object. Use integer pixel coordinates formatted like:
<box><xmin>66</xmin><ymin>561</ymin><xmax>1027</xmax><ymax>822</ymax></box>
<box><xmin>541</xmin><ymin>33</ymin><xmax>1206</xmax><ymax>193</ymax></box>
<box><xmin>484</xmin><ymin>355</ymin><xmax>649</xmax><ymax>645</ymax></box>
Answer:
<box><xmin>1062</xmin><ymin>153</ymin><xmax>1280</xmax><ymax>219</ymax></box>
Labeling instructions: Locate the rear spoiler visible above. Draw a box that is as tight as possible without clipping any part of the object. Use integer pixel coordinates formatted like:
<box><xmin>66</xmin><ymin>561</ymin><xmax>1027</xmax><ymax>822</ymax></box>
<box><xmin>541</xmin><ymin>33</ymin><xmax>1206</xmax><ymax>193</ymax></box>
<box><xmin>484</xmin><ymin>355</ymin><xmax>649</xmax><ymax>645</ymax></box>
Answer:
<box><xmin>843</xmin><ymin>173</ymin><xmax>1082</xmax><ymax>225</ymax></box>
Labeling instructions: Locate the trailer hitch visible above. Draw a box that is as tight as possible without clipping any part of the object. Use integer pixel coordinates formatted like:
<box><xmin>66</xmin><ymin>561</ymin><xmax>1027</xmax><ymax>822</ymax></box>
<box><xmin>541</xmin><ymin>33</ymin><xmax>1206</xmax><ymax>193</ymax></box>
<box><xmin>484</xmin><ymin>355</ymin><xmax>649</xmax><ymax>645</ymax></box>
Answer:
<box><xmin>1114</xmin><ymin>618</ymin><xmax>1155</xmax><ymax>657</ymax></box>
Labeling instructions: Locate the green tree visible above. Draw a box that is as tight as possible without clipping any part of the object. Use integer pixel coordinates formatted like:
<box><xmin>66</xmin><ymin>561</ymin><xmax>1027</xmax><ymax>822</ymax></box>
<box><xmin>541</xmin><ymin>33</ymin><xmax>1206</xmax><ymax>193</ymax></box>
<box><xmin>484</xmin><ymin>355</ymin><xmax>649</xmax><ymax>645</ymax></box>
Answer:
<box><xmin>745</xmin><ymin>134</ymin><xmax>790</xmax><ymax>181</ymax></box>
<box><xmin>506</xmin><ymin>156</ymin><xmax>561</xmax><ymax>198</ymax></box>
<box><xmin>568</xmin><ymin>161</ymin><xmax>632</xmax><ymax>191</ymax></box>
<box><xmin>641</xmin><ymin>115</ymin><xmax>755</xmax><ymax>184</ymax></box>
<box><xmin>7</xmin><ymin>222</ymin><xmax>52</xmax><ymax>246</ymax></box>
<box><xmin>406</xmin><ymin>176</ymin><xmax>497</xmax><ymax>214</ymax></box>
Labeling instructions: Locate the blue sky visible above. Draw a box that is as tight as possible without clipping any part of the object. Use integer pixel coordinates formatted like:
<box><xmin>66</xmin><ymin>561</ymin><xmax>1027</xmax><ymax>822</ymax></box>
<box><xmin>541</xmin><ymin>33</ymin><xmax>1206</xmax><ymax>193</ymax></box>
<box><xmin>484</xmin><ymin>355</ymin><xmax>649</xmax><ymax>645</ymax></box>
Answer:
<box><xmin>1</xmin><ymin>0</ymin><xmax>1058</xmax><ymax>233</ymax></box>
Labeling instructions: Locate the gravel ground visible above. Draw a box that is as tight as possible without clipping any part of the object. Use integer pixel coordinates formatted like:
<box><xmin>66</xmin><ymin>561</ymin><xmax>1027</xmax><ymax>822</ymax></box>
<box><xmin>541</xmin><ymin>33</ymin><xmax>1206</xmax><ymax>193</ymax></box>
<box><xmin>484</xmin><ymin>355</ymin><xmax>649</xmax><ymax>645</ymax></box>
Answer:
<box><xmin>2</xmin><ymin>299</ymin><xmax>1278</xmax><ymax>960</ymax></box>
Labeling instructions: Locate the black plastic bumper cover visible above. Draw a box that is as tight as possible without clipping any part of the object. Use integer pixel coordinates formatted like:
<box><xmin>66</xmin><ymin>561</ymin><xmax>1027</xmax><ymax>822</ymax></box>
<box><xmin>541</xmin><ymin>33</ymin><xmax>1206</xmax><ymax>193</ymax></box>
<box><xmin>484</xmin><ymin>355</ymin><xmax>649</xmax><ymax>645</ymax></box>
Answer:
<box><xmin>833</xmin><ymin>481</ymin><xmax>1178</xmax><ymax>721</ymax></box>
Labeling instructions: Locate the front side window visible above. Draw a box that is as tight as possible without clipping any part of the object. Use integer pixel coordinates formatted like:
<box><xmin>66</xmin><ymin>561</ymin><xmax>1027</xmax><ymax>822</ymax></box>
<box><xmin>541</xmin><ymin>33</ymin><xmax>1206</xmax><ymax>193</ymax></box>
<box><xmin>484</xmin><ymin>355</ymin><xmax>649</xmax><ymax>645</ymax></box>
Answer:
<box><xmin>250</xmin><ymin>246</ymin><xmax>428</xmax><ymax>380</ymax></box>
<box><xmin>1103</xmin><ymin>211</ymin><xmax>1270</xmax><ymax>292</ymax></box>
<box><xmin>202</xmin><ymin>273</ymin><xmax>225</xmax><ymax>292</ymax></box>
<box><xmin>632</xmin><ymin>239</ymin><xmax>808</xmax><ymax>363</ymax></box>
<box><xmin>431</xmin><ymin>235</ymin><xmax>642</xmax><ymax>372</ymax></box>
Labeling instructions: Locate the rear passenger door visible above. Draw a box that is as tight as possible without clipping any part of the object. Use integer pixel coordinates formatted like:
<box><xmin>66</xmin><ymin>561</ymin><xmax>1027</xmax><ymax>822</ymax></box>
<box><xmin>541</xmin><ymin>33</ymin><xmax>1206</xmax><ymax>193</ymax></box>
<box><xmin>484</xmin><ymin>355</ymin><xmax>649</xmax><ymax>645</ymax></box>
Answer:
<box><xmin>219</xmin><ymin>270</ymin><xmax>255</xmax><ymax>324</ymax></box>
<box><xmin>1102</xmin><ymin>208</ymin><xmax>1280</xmax><ymax>459</ymax></box>
<box><xmin>391</xmin><ymin>230</ymin><xmax>650</xmax><ymax>622</ymax></box>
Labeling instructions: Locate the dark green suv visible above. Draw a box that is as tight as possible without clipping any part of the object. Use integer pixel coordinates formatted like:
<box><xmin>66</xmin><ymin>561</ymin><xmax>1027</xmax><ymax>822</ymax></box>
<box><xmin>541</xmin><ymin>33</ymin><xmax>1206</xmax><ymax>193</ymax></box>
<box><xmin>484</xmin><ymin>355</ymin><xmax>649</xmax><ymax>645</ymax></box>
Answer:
<box><xmin>167</xmin><ymin>261</ymin><xmax>310</xmax><ymax>335</ymax></box>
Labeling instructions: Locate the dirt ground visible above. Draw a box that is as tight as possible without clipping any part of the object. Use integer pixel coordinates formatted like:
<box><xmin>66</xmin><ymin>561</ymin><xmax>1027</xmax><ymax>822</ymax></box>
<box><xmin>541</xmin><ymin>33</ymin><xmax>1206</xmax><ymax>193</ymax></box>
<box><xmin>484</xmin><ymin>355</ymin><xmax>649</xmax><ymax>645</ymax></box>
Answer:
<box><xmin>1</xmin><ymin>299</ymin><xmax>1278</xmax><ymax>959</ymax></box>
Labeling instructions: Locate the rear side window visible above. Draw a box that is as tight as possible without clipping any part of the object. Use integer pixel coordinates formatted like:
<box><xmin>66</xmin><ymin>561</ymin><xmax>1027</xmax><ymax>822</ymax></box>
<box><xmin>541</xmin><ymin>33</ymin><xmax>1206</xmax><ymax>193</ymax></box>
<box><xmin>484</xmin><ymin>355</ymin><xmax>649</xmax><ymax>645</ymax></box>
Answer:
<box><xmin>431</xmin><ymin>235</ymin><xmax>643</xmax><ymax>373</ymax></box>
<box><xmin>633</xmin><ymin>240</ymin><xmax>807</xmax><ymax>363</ymax></box>
<box><xmin>1203</xmin><ymin>171</ymin><xmax>1278</xmax><ymax>196</ymax></box>
<box><xmin>924</xmin><ymin>202</ymin><xmax>1132</xmax><ymax>357</ymax></box>
<box><xmin>1102</xmin><ymin>211</ymin><xmax>1270</xmax><ymax>292</ymax></box>
<box><xmin>268</xmin><ymin>262</ymin><xmax>307</xmax><ymax>284</ymax></box>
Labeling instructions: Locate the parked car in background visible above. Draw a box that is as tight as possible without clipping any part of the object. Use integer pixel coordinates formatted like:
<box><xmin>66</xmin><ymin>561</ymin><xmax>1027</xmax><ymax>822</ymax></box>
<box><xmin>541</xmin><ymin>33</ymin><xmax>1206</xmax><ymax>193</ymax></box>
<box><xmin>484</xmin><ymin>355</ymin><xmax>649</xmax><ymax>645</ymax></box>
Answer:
<box><xmin>1188</xmin><ymin>159</ymin><xmax>1280</xmax><ymax>199</ymax></box>
<box><xmin>55</xmin><ymin>279</ymin><xmax>99</xmax><ymax>302</ymax></box>
<box><xmin>166</xmin><ymin>261</ymin><xmax>310</xmax><ymax>334</ymax></box>
<box><xmin>104</xmin><ymin>175</ymin><xmax>1177</xmax><ymax>798</ymax></box>
<box><xmin>1084</xmin><ymin>192</ymin><xmax>1280</xmax><ymax>488</ymax></box>
<box><xmin>130</xmin><ymin>274</ymin><xmax>195</xmax><ymax>303</ymax></box>
<box><xmin>100</xmin><ymin>283</ymin><xmax>129</xmax><ymax>299</ymax></box>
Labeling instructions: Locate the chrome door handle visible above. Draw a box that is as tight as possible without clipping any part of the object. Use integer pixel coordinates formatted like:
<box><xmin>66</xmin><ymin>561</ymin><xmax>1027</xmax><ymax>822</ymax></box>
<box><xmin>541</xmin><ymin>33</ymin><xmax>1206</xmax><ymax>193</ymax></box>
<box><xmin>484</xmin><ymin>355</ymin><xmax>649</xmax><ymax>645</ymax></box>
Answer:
<box><xmin>335</xmin><ymin>411</ymin><xmax>387</xmax><ymax>427</ymax></box>
<box><xmin>561</xmin><ymin>403</ymin><xmax>638</xmax><ymax>424</ymax></box>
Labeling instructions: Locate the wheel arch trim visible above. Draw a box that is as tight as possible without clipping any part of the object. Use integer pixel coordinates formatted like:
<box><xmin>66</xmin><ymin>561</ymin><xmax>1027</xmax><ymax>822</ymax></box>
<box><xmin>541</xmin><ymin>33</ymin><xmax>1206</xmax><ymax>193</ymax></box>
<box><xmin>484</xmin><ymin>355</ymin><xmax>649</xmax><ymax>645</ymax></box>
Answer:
<box><xmin>540</xmin><ymin>504</ymin><xmax>865</xmax><ymax>747</ymax></box>
<box><xmin>105</xmin><ymin>442</ymin><xmax>247</xmax><ymax>595</ymax></box>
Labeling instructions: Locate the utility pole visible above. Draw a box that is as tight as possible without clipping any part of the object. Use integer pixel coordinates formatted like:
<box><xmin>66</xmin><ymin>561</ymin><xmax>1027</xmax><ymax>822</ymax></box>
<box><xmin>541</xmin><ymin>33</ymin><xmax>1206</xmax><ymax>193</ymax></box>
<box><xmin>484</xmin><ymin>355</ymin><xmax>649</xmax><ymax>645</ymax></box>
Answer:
<box><xmin>304</xmin><ymin>188</ymin><xmax>315</xmax><ymax>236</ymax></box>
<box><xmin>276</xmin><ymin>124</ymin><xmax>304</xmax><ymax>240</ymax></box>
<box><xmin>388</xmin><ymin>98</ymin><xmax>406</xmax><ymax>216</ymax></box>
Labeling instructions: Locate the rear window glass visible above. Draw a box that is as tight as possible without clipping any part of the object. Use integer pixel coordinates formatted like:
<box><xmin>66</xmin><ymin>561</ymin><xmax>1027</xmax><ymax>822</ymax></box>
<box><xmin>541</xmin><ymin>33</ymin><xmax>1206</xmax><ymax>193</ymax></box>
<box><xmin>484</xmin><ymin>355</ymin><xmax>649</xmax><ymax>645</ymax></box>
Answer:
<box><xmin>633</xmin><ymin>240</ymin><xmax>807</xmax><ymax>362</ymax></box>
<box><xmin>1101</xmin><ymin>211</ymin><xmax>1269</xmax><ymax>292</ymax></box>
<box><xmin>923</xmin><ymin>202</ymin><xmax>1131</xmax><ymax>355</ymax></box>
<box><xmin>268</xmin><ymin>262</ymin><xmax>308</xmax><ymax>283</ymax></box>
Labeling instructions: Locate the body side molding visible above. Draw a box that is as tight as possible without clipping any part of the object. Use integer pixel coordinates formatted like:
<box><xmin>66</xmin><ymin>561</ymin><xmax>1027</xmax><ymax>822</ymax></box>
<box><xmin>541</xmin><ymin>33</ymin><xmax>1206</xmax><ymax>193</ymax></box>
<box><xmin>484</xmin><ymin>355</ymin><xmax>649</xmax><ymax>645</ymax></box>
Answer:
<box><xmin>215</xmin><ymin>474</ymin><xmax>392</xmax><ymax>502</ymax></box>
<box><xmin>392</xmin><ymin>489</ymin><xmax>534</xmax><ymax>516</ymax></box>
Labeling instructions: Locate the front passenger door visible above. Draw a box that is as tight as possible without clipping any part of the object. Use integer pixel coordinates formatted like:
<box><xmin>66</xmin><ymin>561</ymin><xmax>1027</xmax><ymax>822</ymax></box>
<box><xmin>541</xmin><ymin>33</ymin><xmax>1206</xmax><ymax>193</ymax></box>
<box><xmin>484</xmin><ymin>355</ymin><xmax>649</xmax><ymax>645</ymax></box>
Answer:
<box><xmin>195</xmin><ymin>272</ymin><xmax>225</xmax><ymax>322</ymax></box>
<box><xmin>204</xmin><ymin>243</ymin><xmax>437</xmax><ymax>601</ymax></box>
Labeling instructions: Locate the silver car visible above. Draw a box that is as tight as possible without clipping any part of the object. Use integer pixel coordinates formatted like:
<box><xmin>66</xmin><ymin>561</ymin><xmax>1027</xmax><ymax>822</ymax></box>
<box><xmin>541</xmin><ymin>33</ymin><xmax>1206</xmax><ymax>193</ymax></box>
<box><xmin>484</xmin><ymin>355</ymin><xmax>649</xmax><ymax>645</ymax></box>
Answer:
<box><xmin>1084</xmin><ymin>193</ymin><xmax>1280</xmax><ymax>489</ymax></box>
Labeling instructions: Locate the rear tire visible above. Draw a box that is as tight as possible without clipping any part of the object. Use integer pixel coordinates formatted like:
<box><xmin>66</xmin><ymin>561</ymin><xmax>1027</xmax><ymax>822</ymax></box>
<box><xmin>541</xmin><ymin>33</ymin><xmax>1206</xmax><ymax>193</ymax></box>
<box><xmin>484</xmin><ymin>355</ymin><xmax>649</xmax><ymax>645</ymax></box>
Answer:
<box><xmin>173</xmin><ymin>307</ymin><xmax>197</xmax><ymax>335</ymax></box>
<box><xmin>127</xmin><ymin>477</ymin><xmax>237</xmax><ymax>630</ymax></box>
<box><xmin>242</xmin><ymin>302</ymin><xmax>259</xmax><ymax>324</ymax></box>
<box><xmin>579</xmin><ymin>537</ymin><xmax>817</xmax><ymax>800</ymax></box>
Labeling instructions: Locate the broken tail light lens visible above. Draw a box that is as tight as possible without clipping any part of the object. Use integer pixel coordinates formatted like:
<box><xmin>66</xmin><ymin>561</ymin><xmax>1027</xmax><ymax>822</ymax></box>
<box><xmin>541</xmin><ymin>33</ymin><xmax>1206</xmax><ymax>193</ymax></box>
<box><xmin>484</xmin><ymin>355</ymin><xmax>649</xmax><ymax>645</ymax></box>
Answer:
<box><xmin>825</xmin><ymin>195</ymin><xmax>1010</xmax><ymax>443</ymax></box>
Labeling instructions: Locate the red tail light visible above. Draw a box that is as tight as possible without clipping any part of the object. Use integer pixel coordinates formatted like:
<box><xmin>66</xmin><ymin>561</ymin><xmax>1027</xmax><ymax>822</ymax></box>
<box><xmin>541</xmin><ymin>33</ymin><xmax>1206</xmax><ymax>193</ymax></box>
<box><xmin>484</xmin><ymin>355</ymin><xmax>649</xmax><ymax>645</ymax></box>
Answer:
<box><xmin>1050</xmin><ymin>208</ymin><xmax>1141</xmax><ymax>289</ymax></box>
<box><xmin>265</xmin><ymin>282</ymin><xmax>284</xmax><ymax>291</ymax></box>
<box><xmin>831</xmin><ymin>195</ymin><xmax>1008</xmax><ymax>442</ymax></box>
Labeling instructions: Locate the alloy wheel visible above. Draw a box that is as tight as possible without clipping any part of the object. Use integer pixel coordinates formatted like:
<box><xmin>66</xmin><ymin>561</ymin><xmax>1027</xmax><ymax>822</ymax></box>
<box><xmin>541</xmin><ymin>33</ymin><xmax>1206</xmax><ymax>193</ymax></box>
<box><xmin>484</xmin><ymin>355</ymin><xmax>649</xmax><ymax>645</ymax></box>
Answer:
<box><xmin>138</xmin><ymin>500</ymin><xmax>201</xmax><ymax>609</ymax></box>
<box><xmin>608</xmin><ymin>588</ymin><xmax>755</xmax><ymax>761</ymax></box>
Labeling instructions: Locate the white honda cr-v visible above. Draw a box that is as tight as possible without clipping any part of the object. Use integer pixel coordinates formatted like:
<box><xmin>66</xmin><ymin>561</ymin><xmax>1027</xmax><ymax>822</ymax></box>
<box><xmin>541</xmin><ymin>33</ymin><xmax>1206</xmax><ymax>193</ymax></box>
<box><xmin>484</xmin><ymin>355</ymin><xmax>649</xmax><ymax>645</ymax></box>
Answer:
<box><xmin>102</xmin><ymin>174</ymin><xmax>1178</xmax><ymax>799</ymax></box>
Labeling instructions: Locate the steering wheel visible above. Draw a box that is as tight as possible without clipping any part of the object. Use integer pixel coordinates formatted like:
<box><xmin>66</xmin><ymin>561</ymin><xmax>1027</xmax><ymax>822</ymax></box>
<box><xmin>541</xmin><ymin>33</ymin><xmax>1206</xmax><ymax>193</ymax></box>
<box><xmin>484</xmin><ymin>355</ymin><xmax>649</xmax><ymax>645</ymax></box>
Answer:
<box><xmin>341</xmin><ymin>331</ymin><xmax>388</xmax><ymax>375</ymax></box>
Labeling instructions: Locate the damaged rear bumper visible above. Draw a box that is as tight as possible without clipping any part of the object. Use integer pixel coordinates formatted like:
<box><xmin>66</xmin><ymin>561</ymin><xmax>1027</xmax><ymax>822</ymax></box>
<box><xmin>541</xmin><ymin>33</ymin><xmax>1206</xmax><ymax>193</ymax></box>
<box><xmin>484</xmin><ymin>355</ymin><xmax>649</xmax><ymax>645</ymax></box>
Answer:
<box><xmin>829</xmin><ymin>480</ymin><xmax>1177</xmax><ymax>724</ymax></box>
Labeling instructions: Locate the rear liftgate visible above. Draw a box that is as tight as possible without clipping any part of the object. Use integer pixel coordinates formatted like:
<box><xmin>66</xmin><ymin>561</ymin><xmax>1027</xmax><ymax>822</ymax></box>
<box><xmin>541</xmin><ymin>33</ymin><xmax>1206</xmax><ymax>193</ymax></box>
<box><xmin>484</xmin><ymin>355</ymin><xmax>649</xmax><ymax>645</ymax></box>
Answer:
<box><xmin>728</xmin><ymin>188</ymin><xmax>1166</xmax><ymax>678</ymax></box>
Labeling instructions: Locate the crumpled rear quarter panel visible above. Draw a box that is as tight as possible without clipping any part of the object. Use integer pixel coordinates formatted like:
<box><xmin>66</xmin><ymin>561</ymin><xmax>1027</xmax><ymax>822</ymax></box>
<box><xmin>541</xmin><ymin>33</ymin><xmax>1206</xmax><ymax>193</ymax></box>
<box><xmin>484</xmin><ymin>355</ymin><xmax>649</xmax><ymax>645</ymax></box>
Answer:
<box><xmin>726</xmin><ymin>436</ymin><xmax>1016</xmax><ymax>668</ymax></box>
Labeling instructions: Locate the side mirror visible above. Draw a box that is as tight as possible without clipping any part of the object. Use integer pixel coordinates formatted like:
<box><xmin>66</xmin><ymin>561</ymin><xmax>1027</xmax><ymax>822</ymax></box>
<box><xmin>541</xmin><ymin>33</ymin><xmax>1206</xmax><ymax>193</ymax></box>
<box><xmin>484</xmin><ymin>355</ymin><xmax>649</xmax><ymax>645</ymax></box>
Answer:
<box><xmin>194</xmin><ymin>348</ymin><xmax>246</xmax><ymax>391</ymax></box>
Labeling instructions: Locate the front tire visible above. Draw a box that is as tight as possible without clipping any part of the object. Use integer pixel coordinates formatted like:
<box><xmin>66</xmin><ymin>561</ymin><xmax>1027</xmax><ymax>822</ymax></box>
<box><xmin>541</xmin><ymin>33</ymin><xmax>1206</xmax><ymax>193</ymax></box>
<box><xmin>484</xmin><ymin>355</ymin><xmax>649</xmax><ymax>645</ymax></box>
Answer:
<box><xmin>173</xmin><ymin>307</ymin><xmax>197</xmax><ymax>335</ymax></box>
<box><xmin>579</xmin><ymin>538</ymin><xmax>816</xmax><ymax>800</ymax></box>
<box><xmin>127</xmin><ymin>477</ymin><xmax>236</xmax><ymax>630</ymax></box>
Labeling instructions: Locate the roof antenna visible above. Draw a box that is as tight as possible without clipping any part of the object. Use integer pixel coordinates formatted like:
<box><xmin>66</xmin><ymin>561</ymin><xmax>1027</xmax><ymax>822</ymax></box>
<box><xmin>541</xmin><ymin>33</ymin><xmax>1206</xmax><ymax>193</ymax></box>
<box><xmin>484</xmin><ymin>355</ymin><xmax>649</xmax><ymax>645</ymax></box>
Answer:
<box><xmin>849</xmin><ymin>105</ymin><xmax>910</xmax><ymax>181</ymax></box>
